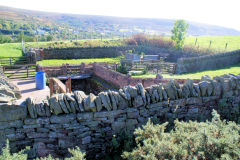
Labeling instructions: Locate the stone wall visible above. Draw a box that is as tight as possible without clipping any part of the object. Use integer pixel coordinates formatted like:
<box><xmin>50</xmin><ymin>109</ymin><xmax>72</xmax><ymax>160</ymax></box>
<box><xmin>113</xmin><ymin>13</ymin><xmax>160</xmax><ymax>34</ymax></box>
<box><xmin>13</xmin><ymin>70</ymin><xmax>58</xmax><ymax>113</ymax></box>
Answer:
<box><xmin>40</xmin><ymin>47</ymin><xmax>123</xmax><ymax>60</ymax></box>
<box><xmin>92</xmin><ymin>64</ymin><xmax>200</xmax><ymax>88</ymax></box>
<box><xmin>38</xmin><ymin>63</ymin><xmax>200</xmax><ymax>88</ymax></box>
<box><xmin>0</xmin><ymin>74</ymin><xmax>239</xmax><ymax>159</ymax></box>
<box><xmin>176</xmin><ymin>50</ymin><xmax>240</xmax><ymax>74</ymax></box>
<box><xmin>0</xmin><ymin>67</ymin><xmax>21</xmax><ymax>103</ymax></box>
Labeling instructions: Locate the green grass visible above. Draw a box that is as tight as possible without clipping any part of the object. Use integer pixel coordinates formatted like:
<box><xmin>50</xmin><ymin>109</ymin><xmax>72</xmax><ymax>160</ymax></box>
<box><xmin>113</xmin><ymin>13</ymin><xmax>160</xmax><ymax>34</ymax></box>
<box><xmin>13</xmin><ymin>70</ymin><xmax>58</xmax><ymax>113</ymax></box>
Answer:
<box><xmin>1</xmin><ymin>36</ymin><xmax>239</xmax><ymax>58</ymax></box>
<box><xmin>0</xmin><ymin>39</ymin><xmax>122</xmax><ymax>58</ymax></box>
<box><xmin>37</xmin><ymin>57</ymin><xmax>121</xmax><ymax>66</ymax></box>
<box><xmin>185</xmin><ymin>36</ymin><xmax>240</xmax><ymax>52</ymax></box>
<box><xmin>0</xmin><ymin>43</ymin><xmax>23</xmax><ymax>57</ymax></box>
<box><xmin>132</xmin><ymin>63</ymin><xmax>240</xmax><ymax>79</ymax></box>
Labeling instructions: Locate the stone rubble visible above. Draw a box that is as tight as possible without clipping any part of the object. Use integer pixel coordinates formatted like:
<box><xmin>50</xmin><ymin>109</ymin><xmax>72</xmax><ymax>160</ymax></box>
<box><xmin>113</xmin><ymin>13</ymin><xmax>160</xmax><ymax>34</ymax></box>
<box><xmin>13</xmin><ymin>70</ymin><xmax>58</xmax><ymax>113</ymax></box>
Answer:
<box><xmin>0</xmin><ymin>67</ymin><xmax>21</xmax><ymax>103</ymax></box>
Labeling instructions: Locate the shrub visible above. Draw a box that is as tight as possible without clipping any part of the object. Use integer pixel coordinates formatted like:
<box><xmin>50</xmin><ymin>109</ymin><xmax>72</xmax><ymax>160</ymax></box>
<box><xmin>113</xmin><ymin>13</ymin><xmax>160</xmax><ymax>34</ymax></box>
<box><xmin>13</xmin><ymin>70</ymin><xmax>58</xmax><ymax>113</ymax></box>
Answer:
<box><xmin>132</xmin><ymin>33</ymin><xmax>148</xmax><ymax>45</ymax></box>
<box><xmin>0</xmin><ymin>34</ymin><xmax>12</xmax><ymax>44</ymax></box>
<box><xmin>36</xmin><ymin>147</ymin><xmax>86</xmax><ymax>160</ymax></box>
<box><xmin>147</xmin><ymin>37</ymin><xmax>174</xmax><ymax>48</ymax></box>
<box><xmin>65</xmin><ymin>147</ymin><xmax>86</xmax><ymax>160</ymax></box>
<box><xmin>124</xmin><ymin>34</ymin><xmax>174</xmax><ymax>49</ymax></box>
<box><xmin>0</xmin><ymin>140</ymin><xmax>86</xmax><ymax>160</ymax></box>
<box><xmin>142</xmin><ymin>66</ymin><xmax>148</xmax><ymax>74</ymax></box>
<box><xmin>124</xmin><ymin>39</ymin><xmax>138</xmax><ymax>46</ymax></box>
<box><xmin>122</xmin><ymin>110</ymin><xmax>240</xmax><ymax>160</ymax></box>
<box><xmin>117</xmin><ymin>64</ymin><xmax>128</xmax><ymax>74</ymax></box>
<box><xmin>0</xmin><ymin>140</ymin><xmax>28</xmax><ymax>160</ymax></box>
<box><xmin>107</xmin><ymin>129</ymin><xmax>136</xmax><ymax>160</ymax></box>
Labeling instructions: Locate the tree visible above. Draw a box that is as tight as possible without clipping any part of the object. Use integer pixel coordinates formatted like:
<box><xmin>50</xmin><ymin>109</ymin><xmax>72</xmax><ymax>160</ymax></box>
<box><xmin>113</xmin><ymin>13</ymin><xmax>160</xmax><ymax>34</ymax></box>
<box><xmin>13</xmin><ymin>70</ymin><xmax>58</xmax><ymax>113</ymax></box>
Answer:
<box><xmin>171</xmin><ymin>20</ymin><xmax>189</xmax><ymax>49</ymax></box>
<box><xmin>46</xmin><ymin>35</ymin><xmax>53</xmax><ymax>41</ymax></box>
<box><xmin>0</xmin><ymin>33</ymin><xmax>12</xmax><ymax>44</ymax></box>
<box><xmin>17</xmin><ymin>31</ymin><xmax>24</xmax><ymax>42</ymax></box>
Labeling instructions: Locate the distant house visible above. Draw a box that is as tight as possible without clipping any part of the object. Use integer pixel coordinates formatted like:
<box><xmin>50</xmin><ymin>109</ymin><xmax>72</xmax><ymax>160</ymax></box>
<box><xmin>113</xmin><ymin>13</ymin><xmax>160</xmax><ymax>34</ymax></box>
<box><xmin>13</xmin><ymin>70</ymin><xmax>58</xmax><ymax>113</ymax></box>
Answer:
<box><xmin>34</xmin><ymin>29</ymin><xmax>45</xmax><ymax>35</ymax></box>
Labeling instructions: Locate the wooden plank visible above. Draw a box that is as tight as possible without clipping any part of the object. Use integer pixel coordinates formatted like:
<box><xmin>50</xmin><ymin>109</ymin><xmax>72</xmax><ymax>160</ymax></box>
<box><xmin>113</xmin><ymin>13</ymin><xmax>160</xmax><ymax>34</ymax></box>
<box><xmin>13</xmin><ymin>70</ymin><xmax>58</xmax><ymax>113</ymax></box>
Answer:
<box><xmin>4</xmin><ymin>69</ymin><xmax>36</xmax><ymax>73</ymax></box>
<box><xmin>58</xmin><ymin>74</ymin><xmax>91</xmax><ymax>80</ymax></box>
<box><xmin>3</xmin><ymin>64</ymin><xmax>36</xmax><ymax>67</ymax></box>
<box><xmin>49</xmin><ymin>79</ymin><xmax>54</xmax><ymax>96</ymax></box>
<box><xmin>52</xmin><ymin>78</ymin><xmax>66</xmax><ymax>94</ymax></box>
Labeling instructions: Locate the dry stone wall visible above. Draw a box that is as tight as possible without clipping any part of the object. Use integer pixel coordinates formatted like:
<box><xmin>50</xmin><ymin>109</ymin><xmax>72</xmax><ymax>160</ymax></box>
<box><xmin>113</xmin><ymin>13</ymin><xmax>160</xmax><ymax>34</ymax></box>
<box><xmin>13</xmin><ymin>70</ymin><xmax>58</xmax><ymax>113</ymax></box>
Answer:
<box><xmin>0</xmin><ymin>74</ymin><xmax>240</xmax><ymax>159</ymax></box>
<box><xmin>92</xmin><ymin>64</ymin><xmax>200</xmax><ymax>88</ymax></box>
<box><xmin>40</xmin><ymin>47</ymin><xmax>123</xmax><ymax>60</ymax></box>
<box><xmin>176</xmin><ymin>50</ymin><xmax>240</xmax><ymax>74</ymax></box>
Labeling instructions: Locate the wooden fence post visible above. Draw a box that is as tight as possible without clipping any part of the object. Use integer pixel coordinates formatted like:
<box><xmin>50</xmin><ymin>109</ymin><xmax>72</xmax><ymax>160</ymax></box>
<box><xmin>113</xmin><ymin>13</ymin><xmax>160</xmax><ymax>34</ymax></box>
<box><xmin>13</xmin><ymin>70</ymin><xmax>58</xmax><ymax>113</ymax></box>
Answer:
<box><xmin>27</xmin><ymin>66</ymin><xmax>29</xmax><ymax>78</ymax></box>
<box><xmin>225</xmin><ymin>43</ymin><xmax>228</xmax><ymax>50</ymax></box>
<box><xmin>65</xmin><ymin>76</ymin><xmax>72</xmax><ymax>93</ymax></box>
<box><xmin>68</xmin><ymin>76</ymin><xmax>71</xmax><ymax>93</ymax></box>
<box><xmin>49</xmin><ymin>78</ymin><xmax>54</xmax><ymax>96</ymax></box>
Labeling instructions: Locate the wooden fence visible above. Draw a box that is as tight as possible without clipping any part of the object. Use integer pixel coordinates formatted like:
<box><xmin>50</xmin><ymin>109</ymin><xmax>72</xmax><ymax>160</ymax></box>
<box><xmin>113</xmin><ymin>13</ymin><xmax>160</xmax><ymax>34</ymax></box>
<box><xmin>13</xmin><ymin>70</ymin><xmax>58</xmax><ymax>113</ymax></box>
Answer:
<box><xmin>0</xmin><ymin>57</ymin><xmax>28</xmax><ymax>66</ymax></box>
<box><xmin>97</xmin><ymin>61</ymin><xmax>120</xmax><ymax>71</ymax></box>
<box><xmin>2</xmin><ymin>65</ymin><xmax>36</xmax><ymax>79</ymax></box>
<box><xmin>97</xmin><ymin>59</ymin><xmax>176</xmax><ymax>74</ymax></box>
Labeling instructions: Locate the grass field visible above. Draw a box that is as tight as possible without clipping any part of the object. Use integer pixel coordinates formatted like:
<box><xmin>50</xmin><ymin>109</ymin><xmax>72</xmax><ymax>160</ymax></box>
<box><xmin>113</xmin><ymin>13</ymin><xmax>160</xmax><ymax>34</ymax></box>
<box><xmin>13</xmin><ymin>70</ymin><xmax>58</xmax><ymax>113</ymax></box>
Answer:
<box><xmin>1</xmin><ymin>36</ymin><xmax>240</xmax><ymax>58</ymax></box>
<box><xmin>185</xmin><ymin>36</ymin><xmax>240</xmax><ymax>52</ymax></box>
<box><xmin>132</xmin><ymin>63</ymin><xmax>240</xmax><ymax>79</ymax></box>
<box><xmin>0</xmin><ymin>43</ymin><xmax>23</xmax><ymax>57</ymax></box>
<box><xmin>37</xmin><ymin>57</ymin><xmax>121</xmax><ymax>66</ymax></box>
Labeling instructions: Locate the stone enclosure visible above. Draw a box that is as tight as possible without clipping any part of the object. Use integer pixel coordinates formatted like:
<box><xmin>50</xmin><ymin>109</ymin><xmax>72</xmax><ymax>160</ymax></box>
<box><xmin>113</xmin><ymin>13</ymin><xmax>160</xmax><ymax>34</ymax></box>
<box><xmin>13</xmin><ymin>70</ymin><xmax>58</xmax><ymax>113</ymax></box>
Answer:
<box><xmin>38</xmin><ymin>63</ymin><xmax>200</xmax><ymax>89</ymax></box>
<box><xmin>0</xmin><ymin>73</ymin><xmax>240</xmax><ymax>159</ymax></box>
<box><xmin>176</xmin><ymin>49</ymin><xmax>240</xmax><ymax>74</ymax></box>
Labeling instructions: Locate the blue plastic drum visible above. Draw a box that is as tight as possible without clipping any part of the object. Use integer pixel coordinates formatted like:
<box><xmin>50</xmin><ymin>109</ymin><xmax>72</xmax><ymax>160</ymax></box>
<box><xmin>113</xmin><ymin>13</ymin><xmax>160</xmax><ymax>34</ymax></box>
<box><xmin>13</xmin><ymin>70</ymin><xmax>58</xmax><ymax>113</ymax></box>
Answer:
<box><xmin>35</xmin><ymin>72</ymin><xmax>46</xmax><ymax>90</ymax></box>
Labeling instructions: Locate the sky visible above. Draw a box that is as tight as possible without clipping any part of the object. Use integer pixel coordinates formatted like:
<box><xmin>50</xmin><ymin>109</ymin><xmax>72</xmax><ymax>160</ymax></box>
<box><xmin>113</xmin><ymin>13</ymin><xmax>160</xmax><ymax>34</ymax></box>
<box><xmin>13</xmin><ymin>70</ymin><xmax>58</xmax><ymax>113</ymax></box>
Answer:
<box><xmin>0</xmin><ymin>0</ymin><xmax>239</xmax><ymax>31</ymax></box>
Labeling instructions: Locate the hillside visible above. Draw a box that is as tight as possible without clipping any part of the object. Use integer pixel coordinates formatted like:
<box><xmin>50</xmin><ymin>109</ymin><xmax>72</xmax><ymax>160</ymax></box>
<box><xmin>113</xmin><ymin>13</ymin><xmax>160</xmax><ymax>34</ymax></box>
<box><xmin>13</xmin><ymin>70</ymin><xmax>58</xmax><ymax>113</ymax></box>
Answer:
<box><xmin>0</xmin><ymin>5</ymin><xmax>240</xmax><ymax>40</ymax></box>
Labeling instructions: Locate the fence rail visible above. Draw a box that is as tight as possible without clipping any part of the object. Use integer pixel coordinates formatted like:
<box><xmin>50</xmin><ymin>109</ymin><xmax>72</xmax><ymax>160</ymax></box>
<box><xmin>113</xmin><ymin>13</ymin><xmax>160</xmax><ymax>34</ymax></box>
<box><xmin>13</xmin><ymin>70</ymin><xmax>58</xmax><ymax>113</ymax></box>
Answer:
<box><xmin>97</xmin><ymin>59</ymin><xmax>176</xmax><ymax>74</ymax></box>
<box><xmin>0</xmin><ymin>57</ymin><xmax>28</xmax><ymax>66</ymax></box>
<box><xmin>3</xmin><ymin>64</ymin><xmax>36</xmax><ymax>79</ymax></box>
<box><xmin>97</xmin><ymin>61</ymin><xmax>120</xmax><ymax>71</ymax></box>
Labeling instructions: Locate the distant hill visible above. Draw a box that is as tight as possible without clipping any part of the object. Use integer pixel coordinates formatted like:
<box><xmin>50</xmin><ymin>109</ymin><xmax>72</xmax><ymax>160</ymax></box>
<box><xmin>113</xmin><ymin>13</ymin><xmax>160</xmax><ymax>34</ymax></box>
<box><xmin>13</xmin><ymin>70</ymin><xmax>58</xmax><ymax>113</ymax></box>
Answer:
<box><xmin>0</xmin><ymin>5</ymin><xmax>240</xmax><ymax>38</ymax></box>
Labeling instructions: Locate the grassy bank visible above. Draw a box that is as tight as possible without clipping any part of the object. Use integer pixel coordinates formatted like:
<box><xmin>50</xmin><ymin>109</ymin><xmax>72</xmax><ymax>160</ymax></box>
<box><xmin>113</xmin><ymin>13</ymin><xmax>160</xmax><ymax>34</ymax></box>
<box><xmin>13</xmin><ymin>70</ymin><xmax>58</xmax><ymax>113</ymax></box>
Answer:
<box><xmin>37</xmin><ymin>57</ymin><xmax>121</xmax><ymax>66</ymax></box>
<box><xmin>25</xmin><ymin>39</ymin><xmax>123</xmax><ymax>48</ymax></box>
<box><xmin>0</xmin><ymin>43</ymin><xmax>22</xmax><ymax>57</ymax></box>
<box><xmin>1</xmin><ymin>36</ymin><xmax>240</xmax><ymax>59</ymax></box>
<box><xmin>132</xmin><ymin>63</ymin><xmax>240</xmax><ymax>79</ymax></box>
<box><xmin>185</xmin><ymin>36</ymin><xmax>240</xmax><ymax>52</ymax></box>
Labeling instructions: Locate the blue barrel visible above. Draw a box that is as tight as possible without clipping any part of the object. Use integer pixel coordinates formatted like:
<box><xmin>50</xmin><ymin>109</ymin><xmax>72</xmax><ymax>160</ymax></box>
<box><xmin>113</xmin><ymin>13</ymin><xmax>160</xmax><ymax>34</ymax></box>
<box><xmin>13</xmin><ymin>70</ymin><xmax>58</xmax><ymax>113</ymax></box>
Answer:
<box><xmin>35</xmin><ymin>72</ymin><xmax>46</xmax><ymax>90</ymax></box>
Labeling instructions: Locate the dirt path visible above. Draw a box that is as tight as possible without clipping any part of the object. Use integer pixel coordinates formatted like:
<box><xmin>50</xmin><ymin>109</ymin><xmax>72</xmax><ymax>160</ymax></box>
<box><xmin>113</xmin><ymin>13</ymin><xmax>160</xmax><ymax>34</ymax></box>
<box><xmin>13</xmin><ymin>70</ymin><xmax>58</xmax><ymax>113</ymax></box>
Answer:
<box><xmin>11</xmin><ymin>78</ymin><xmax>50</xmax><ymax>101</ymax></box>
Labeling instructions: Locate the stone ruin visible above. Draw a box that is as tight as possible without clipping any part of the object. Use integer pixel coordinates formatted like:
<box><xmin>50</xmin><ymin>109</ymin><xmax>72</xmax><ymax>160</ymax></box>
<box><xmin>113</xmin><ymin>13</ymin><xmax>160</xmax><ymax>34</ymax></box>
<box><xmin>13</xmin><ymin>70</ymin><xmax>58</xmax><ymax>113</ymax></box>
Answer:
<box><xmin>0</xmin><ymin>72</ymin><xmax>239</xmax><ymax>159</ymax></box>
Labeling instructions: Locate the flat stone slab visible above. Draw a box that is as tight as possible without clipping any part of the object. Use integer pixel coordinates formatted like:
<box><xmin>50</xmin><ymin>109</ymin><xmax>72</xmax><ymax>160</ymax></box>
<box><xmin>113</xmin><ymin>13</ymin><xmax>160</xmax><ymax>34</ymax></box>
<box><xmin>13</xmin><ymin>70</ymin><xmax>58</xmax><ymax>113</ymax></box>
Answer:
<box><xmin>57</xmin><ymin>74</ymin><xmax>91</xmax><ymax>80</ymax></box>
<box><xmin>11</xmin><ymin>78</ymin><xmax>50</xmax><ymax>101</ymax></box>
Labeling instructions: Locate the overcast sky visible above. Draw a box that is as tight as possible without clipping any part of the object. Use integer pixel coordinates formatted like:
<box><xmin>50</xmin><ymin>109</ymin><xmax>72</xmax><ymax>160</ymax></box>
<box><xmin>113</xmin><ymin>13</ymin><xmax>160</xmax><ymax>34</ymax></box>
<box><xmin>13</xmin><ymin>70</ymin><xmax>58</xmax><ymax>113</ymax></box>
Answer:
<box><xmin>0</xmin><ymin>0</ymin><xmax>239</xmax><ymax>31</ymax></box>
